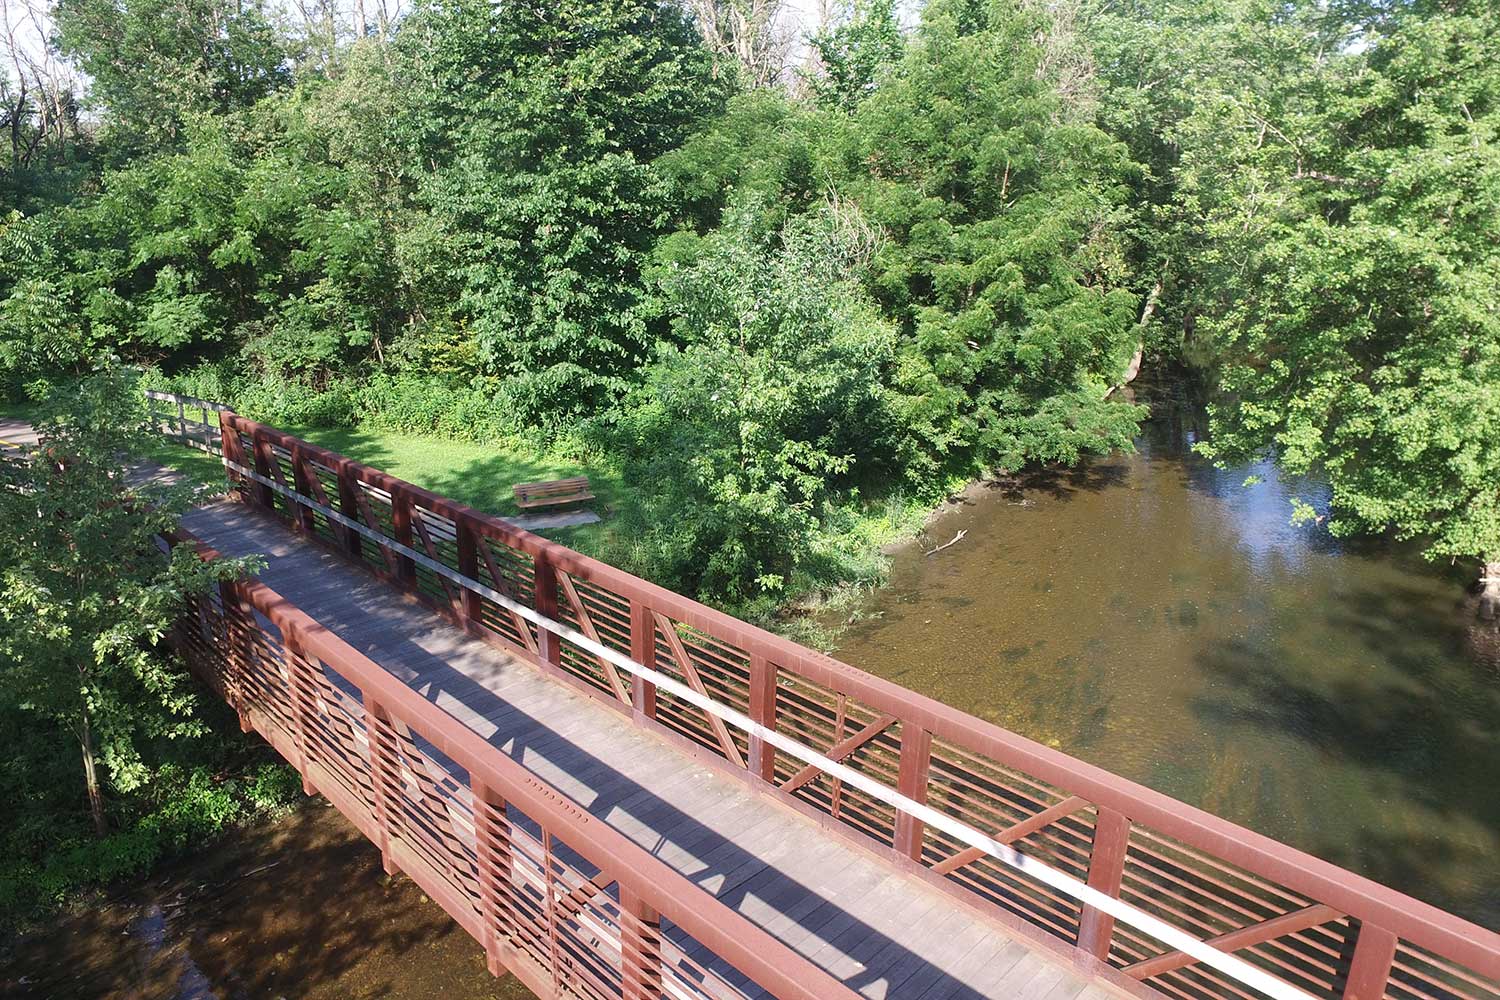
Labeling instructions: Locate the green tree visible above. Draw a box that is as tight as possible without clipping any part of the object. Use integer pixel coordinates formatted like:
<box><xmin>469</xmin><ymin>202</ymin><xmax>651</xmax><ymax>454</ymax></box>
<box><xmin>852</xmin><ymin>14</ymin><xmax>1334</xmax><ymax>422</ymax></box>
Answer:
<box><xmin>404</xmin><ymin>0</ymin><xmax>731</xmax><ymax>424</ymax></box>
<box><xmin>53</xmin><ymin>0</ymin><xmax>292</xmax><ymax>149</ymax></box>
<box><xmin>1169</xmin><ymin>2</ymin><xmax>1500</xmax><ymax>614</ymax></box>
<box><xmin>617</xmin><ymin>205</ymin><xmax>901</xmax><ymax>602</ymax></box>
<box><xmin>0</xmin><ymin>367</ymin><xmax>255</xmax><ymax>834</ymax></box>
<box><xmin>847</xmin><ymin>0</ymin><xmax>1145</xmax><ymax>480</ymax></box>
<box><xmin>806</xmin><ymin>0</ymin><xmax>905</xmax><ymax>112</ymax></box>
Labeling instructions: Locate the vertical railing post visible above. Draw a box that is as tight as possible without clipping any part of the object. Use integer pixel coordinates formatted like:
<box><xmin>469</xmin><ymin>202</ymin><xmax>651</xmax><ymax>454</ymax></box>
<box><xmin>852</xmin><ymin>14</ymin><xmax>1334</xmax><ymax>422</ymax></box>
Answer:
<box><xmin>217</xmin><ymin>579</ymin><xmax>255</xmax><ymax>733</ymax></box>
<box><xmin>457</xmin><ymin>515</ymin><xmax>482</xmax><ymax>630</ymax></box>
<box><xmin>471</xmin><ymin>776</ymin><xmax>516</xmax><ymax>978</ymax></box>
<box><xmin>279</xmin><ymin>627</ymin><xmax>318</xmax><ymax>796</ymax></box>
<box><xmin>288</xmin><ymin>442</ymin><xmax>318</xmax><ymax>534</ymax></box>
<box><xmin>363</xmin><ymin>694</ymin><xmax>401</xmax><ymax>876</ymax></box>
<box><xmin>893</xmin><ymin>723</ymin><xmax>932</xmax><ymax>860</ymax></box>
<box><xmin>334</xmin><ymin>459</ymin><xmax>364</xmax><ymax>561</ymax></box>
<box><xmin>1076</xmin><ymin>806</ymin><xmax>1131</xmax><ymax>960</ymax></box>
<box><xmin>253</xmin><ymin>430</ymin><xmax>283</xmax><ymax>516</ymax></box>
<box><xmin>620</xmin><ymin>885</ymin><xmax>663</xmax><ymax>1000</ymax></box>
<box><xmin>176</xmin><ymin>397</ymin><xmax>187</xmax><ymax>442</ymax></box>
<box><xmin>629</xmin><ymin>599</ymin><xmax>657</xmax><ymax>721</ymax></box>
<box><xmin>389</xmin><ymin>483</ymin><xmax>417</xmax><ymax>587</ymax></box>
<box><xmin>748</xmin><ymin>654</ymin><xmax>777</xmax><ymax>783</ymax></box>
<box><xmin>534</xmin><ymin>551</ymin><xmax>562</xmax><ymax>667</ymax></box>
<box><xmin>1342</xmin><ymin>924</ymin><xmax>1397</xmax><ymax>1000</ymax></box>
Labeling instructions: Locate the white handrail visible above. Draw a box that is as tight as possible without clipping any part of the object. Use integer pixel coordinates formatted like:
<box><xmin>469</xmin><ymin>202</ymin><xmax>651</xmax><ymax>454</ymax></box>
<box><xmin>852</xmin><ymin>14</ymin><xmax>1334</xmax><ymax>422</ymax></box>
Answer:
<box><xmin>219</xmin><ymin>454</ymin><xmax>1315</xmax><ymax>1000</ymax></box>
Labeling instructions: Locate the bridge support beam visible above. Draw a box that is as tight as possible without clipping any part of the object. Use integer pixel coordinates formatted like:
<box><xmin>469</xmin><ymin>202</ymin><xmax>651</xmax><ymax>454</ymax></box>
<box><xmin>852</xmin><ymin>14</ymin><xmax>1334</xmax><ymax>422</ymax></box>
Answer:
<box><xmin>747</xmin><ymin>654</ymin><xmax>776</xmax><ymax>783</ymax></box>
<box><xmin>629</xmin><ymin>600</ymin><xmax>658</xmax><ymax>722</ymax></box>
<box><xmin>893</xmin><ymin>724</ymin><xmax>932</xmax><ymax>861</ymax></box>
<box><xmin>364</xmin><ymin>695</ymin><xmax>402</xmax><ymax>877</ymax></box>
<box><xmin>1342</xmin><ymin>923</ymin><xmax>1396</xmax><ymax>1000</ymax></box>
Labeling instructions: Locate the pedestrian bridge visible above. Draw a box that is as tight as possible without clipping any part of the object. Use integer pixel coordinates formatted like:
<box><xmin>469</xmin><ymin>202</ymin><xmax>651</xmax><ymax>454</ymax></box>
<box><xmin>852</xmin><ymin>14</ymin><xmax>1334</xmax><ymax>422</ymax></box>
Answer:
<box><xmin>164</xmin><ymin>410</ymin><xmax>1500</xmax><ymax>1000</ymax></box>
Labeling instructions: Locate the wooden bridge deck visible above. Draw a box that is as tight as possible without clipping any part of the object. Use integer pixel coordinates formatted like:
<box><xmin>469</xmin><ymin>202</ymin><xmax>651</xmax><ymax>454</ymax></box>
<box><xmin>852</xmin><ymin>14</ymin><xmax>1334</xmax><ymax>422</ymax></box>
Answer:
<box><xmin>180</xmin><ymin>498</ymin><xmax>1124</xmax><ymax>1000</ymax></box>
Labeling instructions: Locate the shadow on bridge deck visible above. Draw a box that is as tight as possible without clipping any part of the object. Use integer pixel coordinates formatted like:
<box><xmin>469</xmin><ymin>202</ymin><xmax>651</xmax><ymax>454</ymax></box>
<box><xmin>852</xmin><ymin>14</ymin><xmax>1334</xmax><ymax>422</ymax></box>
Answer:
<box><xmin>180</xmin><ymin>498</ymin><xmax>1138</xmax><ymax>1000</ymax></box>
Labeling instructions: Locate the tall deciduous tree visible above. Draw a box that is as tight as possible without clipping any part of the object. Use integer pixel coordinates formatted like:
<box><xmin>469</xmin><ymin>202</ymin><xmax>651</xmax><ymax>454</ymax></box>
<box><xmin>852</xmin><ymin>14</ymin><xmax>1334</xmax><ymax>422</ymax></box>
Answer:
<box><xmin>1160</xmin><ymin>1</ymin><xmax>1500</xmax><ymax>614</ymax></box>
<box><xmin>53</xmin><ymin>0</ymin><xmax>292</xmax><ymax>147</ymax></box>
<box><xmin>848</xmin><ymin>0</ymin><xmax>1145</xmax><ymax>481</ymax></box>
<box><xmin>619</xmin><ymin>204</ymin><xmax>900</xmax><ymax>601</ymax></box>
<box><xmin>404</xmin><ymin>0</ymin><xmax>731</xmax><ymax>425</ymax></box>
<box><xmin>0</xmin><ymin>367</ymin><xmax>255</xmax><ymax>833</ymax></box>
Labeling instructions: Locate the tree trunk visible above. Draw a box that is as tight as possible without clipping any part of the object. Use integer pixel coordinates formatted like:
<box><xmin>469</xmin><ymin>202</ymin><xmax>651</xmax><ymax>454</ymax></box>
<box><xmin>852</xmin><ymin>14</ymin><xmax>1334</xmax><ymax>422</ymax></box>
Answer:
<box><xmin>1479</xmin><ymin>559</ymin><xmax>1500</xmax><ymax>621</ymax></box>
<box><xmin>80</xmin><ymin>711</ymin><xmax>107</xmax><ymax>836</ymax></box>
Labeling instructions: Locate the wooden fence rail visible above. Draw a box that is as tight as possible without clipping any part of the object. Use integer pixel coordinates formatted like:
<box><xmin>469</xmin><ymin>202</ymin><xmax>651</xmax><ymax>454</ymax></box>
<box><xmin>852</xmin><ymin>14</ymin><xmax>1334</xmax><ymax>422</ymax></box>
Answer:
<box><xmin>166</xmin><ymin>528</ymin><xmax>865</xmax><ymax>1000</ymax></box>
<box><xmin>211</xmin><ymin>411</ymin><xmax>1500</xmax><ymax>1000</ymax></box>
<box><xmin>145</xmin><ymin>389</ymin><xmax>232</xmax><ymax>455</ymax></box>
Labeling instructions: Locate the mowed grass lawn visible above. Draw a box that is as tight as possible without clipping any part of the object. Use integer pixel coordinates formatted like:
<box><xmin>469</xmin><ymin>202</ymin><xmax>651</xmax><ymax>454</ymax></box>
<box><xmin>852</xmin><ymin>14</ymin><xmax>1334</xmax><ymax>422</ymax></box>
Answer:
<box><xmin>271</xmin><ymin>424</ymin><xmax>622</xmax><ymax>551</ymax></box>
<box><xmin>3</xmin><ymin>399</ymin><xmax>621</xmax><ymax>550</ymax></box>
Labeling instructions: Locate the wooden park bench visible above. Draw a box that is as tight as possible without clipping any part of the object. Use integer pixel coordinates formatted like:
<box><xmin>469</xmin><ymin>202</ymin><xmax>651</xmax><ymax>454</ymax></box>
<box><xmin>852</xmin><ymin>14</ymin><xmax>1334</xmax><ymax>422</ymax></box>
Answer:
<box><xmin>513</xmin><ymin>476</ymin><xmax>595</xmax><ymax>511</ymax></box>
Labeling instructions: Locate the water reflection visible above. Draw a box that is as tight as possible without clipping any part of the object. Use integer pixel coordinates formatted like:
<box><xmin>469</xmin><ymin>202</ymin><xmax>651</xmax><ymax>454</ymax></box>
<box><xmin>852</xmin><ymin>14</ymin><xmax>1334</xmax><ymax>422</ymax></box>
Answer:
<box><xmin>832</xmin><ymin>375</ymin><xmax>1500</xmax><ymax>928</ymax></box>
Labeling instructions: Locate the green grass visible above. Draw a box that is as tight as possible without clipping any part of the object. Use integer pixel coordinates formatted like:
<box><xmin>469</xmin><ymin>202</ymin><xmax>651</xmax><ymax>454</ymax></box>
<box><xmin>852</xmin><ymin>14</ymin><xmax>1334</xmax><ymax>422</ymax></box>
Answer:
<box><xmin>140</xmin><ymin>438</ymin><xmax>228</xmax><ymax>487</ymax></box>
<box><xmin>275</xmin><ymin>423</ymin><xmax>623</xmax><ymax>552</ymax></box>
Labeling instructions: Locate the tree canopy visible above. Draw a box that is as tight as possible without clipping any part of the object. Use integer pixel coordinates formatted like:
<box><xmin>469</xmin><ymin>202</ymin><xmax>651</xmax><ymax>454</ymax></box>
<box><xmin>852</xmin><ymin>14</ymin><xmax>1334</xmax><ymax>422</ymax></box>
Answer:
<box><xmin>3</xmin><ymin>0</ymin><xmax>1498</xmax><ymax>608</ymax></box>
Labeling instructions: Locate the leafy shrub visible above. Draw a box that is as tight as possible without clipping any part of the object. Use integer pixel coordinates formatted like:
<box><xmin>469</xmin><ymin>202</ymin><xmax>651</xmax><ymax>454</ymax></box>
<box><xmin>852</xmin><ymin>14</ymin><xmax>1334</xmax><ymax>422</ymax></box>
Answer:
<box><xmin>612</xmin><ymin>205</ymin><xmax>906</xmax><ymax>604</ymax></box>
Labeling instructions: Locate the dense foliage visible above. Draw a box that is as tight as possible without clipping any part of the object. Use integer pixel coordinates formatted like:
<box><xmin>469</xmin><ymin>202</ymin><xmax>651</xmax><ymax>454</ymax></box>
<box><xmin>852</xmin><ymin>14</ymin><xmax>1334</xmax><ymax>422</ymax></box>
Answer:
<box><xmin>4</xmin><ymin>0</ymin><xmax>1498</xmax><ymax>607</ymax></box>
<box><xmin>0</xmin><ymin>369</ymin><xmax>295</xmax><ymax>923</ymax></box>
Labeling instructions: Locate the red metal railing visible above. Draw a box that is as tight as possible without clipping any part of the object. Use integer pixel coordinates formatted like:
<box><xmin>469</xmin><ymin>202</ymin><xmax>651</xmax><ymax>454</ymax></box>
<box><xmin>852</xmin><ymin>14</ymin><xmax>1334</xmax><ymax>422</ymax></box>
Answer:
<box><xmin>167</xmin><ymin>528</ymin><xmax>865</xmax><ymax>1000</ymax></box>
<box><xmin>214</xmin><ymin>411</ymin><xmax>1500</xmax><ymax>1000</ymax></box>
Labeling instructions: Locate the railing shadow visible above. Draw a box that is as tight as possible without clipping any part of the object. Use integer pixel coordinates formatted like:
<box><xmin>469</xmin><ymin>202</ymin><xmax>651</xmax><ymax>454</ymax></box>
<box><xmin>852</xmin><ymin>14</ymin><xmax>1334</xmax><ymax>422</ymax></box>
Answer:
<box><xmin>180</xmin><ymin>501</ymin><xmax>1040</xmax><ymax>1000</ymax></box>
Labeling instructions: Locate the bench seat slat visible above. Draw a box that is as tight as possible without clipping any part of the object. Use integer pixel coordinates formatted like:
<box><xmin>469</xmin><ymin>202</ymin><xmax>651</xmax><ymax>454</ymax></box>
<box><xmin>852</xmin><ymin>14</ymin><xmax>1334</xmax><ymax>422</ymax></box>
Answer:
<box><xmin>513</xmin><ymin>476</ymin><xmax>594</xmax><ymax>510</ymax></box>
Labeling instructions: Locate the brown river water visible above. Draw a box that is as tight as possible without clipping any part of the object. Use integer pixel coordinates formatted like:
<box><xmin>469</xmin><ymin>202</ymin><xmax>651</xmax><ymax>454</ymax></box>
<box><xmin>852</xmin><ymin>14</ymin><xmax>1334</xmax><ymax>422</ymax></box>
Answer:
<box><xmin>0</xmin><ymin>803</ymin><xmax>538</xmax><ymax>999</ymax></box>
<box><xmin>3</xmin><ymin>376</ymin><xmax>1495</xmax><ymax>998</ymax></box>
<box><xmin>831</xmin><ymin>376</ymin><xmax>1500</xmax><ymax>929</ymax></box>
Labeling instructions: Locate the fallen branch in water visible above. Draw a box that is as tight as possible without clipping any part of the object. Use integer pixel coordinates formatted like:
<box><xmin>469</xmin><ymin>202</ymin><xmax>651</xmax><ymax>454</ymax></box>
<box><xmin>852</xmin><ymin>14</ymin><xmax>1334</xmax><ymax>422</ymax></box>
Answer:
<box><xmin>925</xmin><ymin>529</ymin><xmax>967</xmax><ymax>556</ymax></box>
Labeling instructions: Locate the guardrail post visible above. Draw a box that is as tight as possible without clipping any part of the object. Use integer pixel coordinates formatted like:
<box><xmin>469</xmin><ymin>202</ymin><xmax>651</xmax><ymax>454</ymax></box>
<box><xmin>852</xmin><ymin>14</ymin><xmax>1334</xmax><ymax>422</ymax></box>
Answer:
<box><xmin>620</xmin><ymin>886</ymin><xmax>663</xmax><ymax>1000</ymax></box>
<box><xmin>629</xmin><ymin>600</ymin><xmax>657</xmax><ymax>721</ymax></box>
<box><xmin>893</xmin><ymin>723</ymin><xmax>932</xmax><ymax>860</ymax></box>
<box><xmin>389</xmin><ymin>484</ymin><xmax>417</xmax><ymax>587</ymax></box>
<box><xmin>747</xmin><ymin>654</ymin><xmax>776</xmax><ymax>782</ymax></box>
<box><xmin>534</xmin><ymin>551</ymin><xmax>562</xmax><ymax>666</ymax></box>
<box><xmin>287</xmin><ymin>443</ymin><xmax>318</xmax><ymax>534</ymax></box>
<box><xmin>219</xmin><ymin>412</ymin><xmax>246</xmax><ymax>493</ymax></box>
<box><xmin>363</xmin><ymin>695</ymin><xmax>401</xmax><ymax>877</ymax></box>
<box><xmin>217</xmin><ymin>580</ymin><xmax>255</xmax><ymax>733</ymax></box>
<box><xmin>457</xmin><ymin>516</ymin><xmax>482</xmax><ymax>630</ymax></box>
<box><xmin>1342</xmin><ymin>924</ymin><xmax>1397</xmax><ymax>1000</ymax></box>
<box><xmin>280</xmin><ymin>627</ymin><xmax>318</xmax><ymax>796</ymax></box>
<box><xmin>246</xmin><ymin>426</ymin><xmax>277</xmax><ymax>511</ymax></box>
<box><xmin>472</xmin><ymin>776</ymin><xmax>515</xmax><ymax>977</ymax></box>
<box><xmin>1077</xmin><ymin>805</ymin><xmax>1130</xmax><ymax>960</ymax></box>
<box><xmin>334</xmin><ymin>459</ymin><xmax>364</xmax><ymax>560</ymax></box>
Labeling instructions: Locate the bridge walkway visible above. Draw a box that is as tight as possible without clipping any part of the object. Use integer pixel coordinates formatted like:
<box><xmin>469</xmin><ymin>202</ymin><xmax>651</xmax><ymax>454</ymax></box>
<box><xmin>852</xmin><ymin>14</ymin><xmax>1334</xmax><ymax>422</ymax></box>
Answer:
<box><xmin>180</xmin><ymin>498</ymin><xmax>1126</xmax><ymax>1000</ymax></box>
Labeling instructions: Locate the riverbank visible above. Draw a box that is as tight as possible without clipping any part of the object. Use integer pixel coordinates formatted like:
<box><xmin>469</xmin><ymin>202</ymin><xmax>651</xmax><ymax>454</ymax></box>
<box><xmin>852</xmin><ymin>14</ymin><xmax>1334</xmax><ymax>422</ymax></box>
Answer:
<box><xmin>0</xmin><ymin>800</ymin><xmax>537</xmax><ymax>999</ymax></box>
